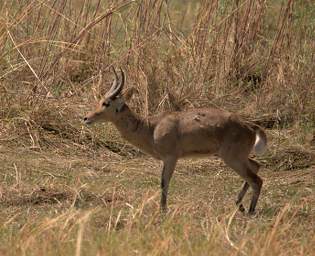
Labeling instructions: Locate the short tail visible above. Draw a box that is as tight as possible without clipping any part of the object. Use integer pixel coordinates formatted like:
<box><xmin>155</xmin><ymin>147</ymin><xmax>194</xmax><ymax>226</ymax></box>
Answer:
<box><xmin>251</xmin><ymin>124</ymin><xmax>267</xmax><ymax>155</ymax></box>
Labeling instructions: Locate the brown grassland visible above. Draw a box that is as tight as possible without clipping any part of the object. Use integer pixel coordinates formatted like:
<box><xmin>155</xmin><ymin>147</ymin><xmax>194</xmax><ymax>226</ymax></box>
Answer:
<box><xmin>0</xmin><ymin>0</ymin><xmax>315</xmax><ymax>255</ymax></box>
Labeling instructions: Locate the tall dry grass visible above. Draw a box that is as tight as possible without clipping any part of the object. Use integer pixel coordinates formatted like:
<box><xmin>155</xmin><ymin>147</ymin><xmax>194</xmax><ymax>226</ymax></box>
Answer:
<box><xmin>0</xmin><ymin>2</ymin><xmax>315</xmax><ymax>255</ymax></box>
<box><xmin>1</xmin><ymin>0</ymin><xmax>314</xmax><ymax>149</ymax></box>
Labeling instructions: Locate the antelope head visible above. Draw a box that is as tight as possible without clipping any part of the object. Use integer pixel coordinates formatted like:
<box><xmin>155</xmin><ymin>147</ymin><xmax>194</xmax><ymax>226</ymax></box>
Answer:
<box><xmin>84</xmin><ymin>67</ymin><xmax>127</xmax><ymax>124</ymax></box>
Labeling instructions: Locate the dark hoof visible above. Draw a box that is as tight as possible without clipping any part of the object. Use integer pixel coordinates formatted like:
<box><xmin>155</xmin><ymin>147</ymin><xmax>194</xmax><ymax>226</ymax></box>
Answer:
<box><xmin>247</xmin><ymin>210</ymin><xmax>258</xmax><ymax>217</ymax></box>
<box><xmin>238</xmin><ymin>204</ymin><xmax>246</xmax><ymax>213</ymax></box>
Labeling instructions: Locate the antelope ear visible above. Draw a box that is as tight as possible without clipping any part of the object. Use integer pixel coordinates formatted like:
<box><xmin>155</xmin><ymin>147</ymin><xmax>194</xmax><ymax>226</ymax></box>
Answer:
<box><xmin>123</xmin><ymin>87</ymin><xmax>137</xmax><ymax>101</ymax></box>
<box><xmin>115</xmin><ymin>97</ymin><xmax>125</xmax><ymax>112</ymax></box>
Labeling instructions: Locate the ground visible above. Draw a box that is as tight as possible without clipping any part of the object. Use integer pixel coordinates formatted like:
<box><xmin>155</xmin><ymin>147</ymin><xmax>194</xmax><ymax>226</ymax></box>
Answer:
<box><xmin>0</xmin><ymin>137</ymin><xmax>314</xmax><ymax>255</ymax></box>
<box><xmin>1</xmin><ymin>0</ymin><xmax>315</xmax><ymax>255</ymax></box>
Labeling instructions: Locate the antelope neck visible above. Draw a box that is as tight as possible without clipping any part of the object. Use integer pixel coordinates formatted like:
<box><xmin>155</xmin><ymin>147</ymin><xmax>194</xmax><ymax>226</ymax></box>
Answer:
<box><xmin>111</xmin><ymin>105</ymin><xmax>156</xmax><ymax>157</ymax></box>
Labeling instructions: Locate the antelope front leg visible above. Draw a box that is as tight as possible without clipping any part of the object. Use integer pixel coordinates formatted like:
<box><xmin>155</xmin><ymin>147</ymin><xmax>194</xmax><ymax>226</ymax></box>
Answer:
<box><xmin>160</xmin><ymin>157</ymin><xmax>177</xmax><ymax>212</ymax></box>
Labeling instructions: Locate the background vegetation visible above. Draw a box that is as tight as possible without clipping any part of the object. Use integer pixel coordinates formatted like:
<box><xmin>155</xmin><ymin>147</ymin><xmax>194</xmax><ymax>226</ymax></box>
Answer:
<box><xmin>0</xmin><ymin>0</ymin><xmax>314</xmax><ymax>255</ymax></box>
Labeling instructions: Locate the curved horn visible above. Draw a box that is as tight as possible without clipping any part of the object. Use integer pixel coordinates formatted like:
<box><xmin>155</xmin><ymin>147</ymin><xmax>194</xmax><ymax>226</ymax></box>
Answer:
<box><xmin>105</xmin><ymin>67</ymin><xmax>119</xmax><ymax>98</ymax></box>
<box><xmin>107</xmin><ymin>67</ymin><xmax>125</xmax><ymax>99</ymax></box>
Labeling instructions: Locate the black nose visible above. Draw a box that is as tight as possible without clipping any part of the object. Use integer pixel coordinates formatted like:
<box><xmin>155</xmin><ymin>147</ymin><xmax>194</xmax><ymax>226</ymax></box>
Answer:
<box><xmin>83</xmin><ymin>117</ymin><xmax>91</xmax><ymax>124</ymax></box>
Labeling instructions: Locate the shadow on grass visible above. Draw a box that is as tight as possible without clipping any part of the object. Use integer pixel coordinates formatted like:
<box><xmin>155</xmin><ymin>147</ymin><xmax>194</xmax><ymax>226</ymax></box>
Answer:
<box><xmin>1</xmin><ymin>188</ymin><xmax>71</xmax><ymax>207</ymax></box>
<box><xmin>0</xmin><ymin>187</ymin><xmax>120</xmax><ymax>208</ymax></box>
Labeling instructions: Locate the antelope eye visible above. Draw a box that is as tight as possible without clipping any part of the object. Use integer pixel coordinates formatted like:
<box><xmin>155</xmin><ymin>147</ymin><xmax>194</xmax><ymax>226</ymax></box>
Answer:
<box><xmin>102</xmin><ymin>102</ymin><xmax>110</xmax><ymax>107</ymax></box>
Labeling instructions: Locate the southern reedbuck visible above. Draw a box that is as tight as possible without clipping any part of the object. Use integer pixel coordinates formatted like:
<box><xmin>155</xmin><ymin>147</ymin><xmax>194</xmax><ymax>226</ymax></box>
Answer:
<box><xmin>84</xmin><ymin>67</ymin><xmax>267</xmax><ymax>215</ymax></box>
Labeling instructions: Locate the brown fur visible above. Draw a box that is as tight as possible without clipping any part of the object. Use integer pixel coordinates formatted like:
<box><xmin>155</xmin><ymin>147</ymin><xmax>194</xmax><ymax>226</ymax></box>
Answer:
<box><xmin>84</xmin><ymin>70</ymin><xmax>267</xmax><ymax>214</ymax></box>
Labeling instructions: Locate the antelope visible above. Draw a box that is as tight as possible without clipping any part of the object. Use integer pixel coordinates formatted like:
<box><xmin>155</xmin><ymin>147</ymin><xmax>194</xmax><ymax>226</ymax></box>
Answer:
<box><xmin>83</xmin><ymin>68</ymin><xmax>267</xmax><ymax>215</ymax></box>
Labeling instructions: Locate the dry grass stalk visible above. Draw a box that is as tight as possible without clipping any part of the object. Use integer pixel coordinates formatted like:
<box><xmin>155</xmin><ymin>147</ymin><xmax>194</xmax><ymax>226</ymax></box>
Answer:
<box><xmin>0</xmin><ymin>1</ymin><xmax>314</xmax><ymax>255</ymax></box>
